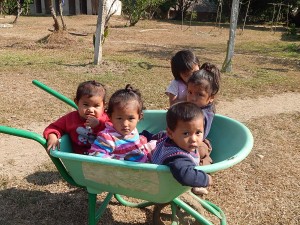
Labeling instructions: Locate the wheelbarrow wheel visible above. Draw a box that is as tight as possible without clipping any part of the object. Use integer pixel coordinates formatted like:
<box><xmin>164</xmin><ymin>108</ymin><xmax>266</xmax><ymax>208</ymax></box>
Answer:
<box><xmin>153</xmin><ymin>202</ymin><xmax>201</xmax><ymax>225</ymax></box>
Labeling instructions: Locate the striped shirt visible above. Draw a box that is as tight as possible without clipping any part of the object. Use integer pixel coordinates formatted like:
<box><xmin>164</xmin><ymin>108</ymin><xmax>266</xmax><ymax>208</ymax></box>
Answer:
<box><xmin>88</xmin><ymin>122</ymin><xmax>156</xmax><ymax>162</ymax></box>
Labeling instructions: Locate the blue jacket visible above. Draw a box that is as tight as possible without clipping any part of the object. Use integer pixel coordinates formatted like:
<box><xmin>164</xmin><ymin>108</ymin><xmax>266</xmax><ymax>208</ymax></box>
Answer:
<box><xmin>151</xmin><ymin>134</ymin><xmax>209</xmax><ymax>187</ymax></box>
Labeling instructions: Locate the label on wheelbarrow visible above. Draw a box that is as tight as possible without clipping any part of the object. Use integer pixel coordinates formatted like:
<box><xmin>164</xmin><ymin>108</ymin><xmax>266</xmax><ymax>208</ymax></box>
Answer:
<box><xmin>82</xmin><ymin>162</ymin><xmax>160</xmax><ymax>194</ymax></box>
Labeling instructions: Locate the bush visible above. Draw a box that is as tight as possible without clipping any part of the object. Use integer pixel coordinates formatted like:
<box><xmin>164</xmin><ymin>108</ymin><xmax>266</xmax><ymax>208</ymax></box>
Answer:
<box><xmin>287</xmin><ymin>23</ymin><xmax>298</xmax><ymax>36</ymax></box>
<box><xmin>0</xmin><ymin>0</ymin><xmax>32</xmax><ymax>15</ymax></box>
<box><xmin>122</xmin><ymin>0</ymin><xmax>164</xmax><ymax>26</ymax></box>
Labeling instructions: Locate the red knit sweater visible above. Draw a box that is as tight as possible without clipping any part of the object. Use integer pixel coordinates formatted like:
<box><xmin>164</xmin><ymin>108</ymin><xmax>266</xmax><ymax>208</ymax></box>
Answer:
<box><xmin>43</xmin><ymin>111</ymin><xmax>109</xmax><ymax>154</ymax></box>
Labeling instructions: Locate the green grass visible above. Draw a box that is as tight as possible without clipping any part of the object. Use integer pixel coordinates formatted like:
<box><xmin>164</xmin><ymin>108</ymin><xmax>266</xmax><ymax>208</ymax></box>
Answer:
<box><xmin>236</xmin><ymin>41</ymin><xmax>300</xmax><ymax>58</ymax></box>
<box><xmin>0</xmin><ymin>21</ymin><xmax>299</xmax><ymax>127</ymax></box>
<box><xmin>220</xmin><ymin>68</ymin><xmax>298</xmax><ymax>99</ymax></box>
<box><xmin>1</xmin><ymin>44</ymin><xmax>299</xmax><ymax>117</ymax></box>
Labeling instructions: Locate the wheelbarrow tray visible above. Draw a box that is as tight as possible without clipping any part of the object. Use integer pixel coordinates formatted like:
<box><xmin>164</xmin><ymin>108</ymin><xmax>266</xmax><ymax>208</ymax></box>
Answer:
<box><xmin>50</xmin><ymin>110</ymin><xmax>253</xmax><ymax>203</ymax></box>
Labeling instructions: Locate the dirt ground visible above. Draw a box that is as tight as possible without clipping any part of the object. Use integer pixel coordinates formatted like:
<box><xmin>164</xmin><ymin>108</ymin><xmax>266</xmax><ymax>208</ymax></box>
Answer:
<box><xmin>0</xmin><ymin>15</ymin><xmax>299</xmax><ymax>225</ymax></box>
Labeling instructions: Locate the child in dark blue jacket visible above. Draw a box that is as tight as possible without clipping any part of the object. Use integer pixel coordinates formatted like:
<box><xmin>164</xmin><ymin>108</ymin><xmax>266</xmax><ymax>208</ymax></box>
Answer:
<box><xmin>151</xmin><ymin>102</ymin><xmax>212</xmax><ymax>189</ymax></box>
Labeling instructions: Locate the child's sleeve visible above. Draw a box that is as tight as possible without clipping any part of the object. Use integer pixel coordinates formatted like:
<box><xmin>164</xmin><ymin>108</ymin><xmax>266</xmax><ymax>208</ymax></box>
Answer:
<box><xmin>165</xmin><ymin>155</ymin><xmax>209</xmax><ymax>187</ymax></box>
<box><xmin>139</xmin><ymin>135</ymin><xmax>157</xmax><ymax>161</ymax></box>
<box><xmin>88</xmin><ymin>132</ymin><xmax>114</xmax><ymax>157</ymax></box>
<box><xmin>165</xmin><ymin>80</ymin><xmax>179</xmax><ymax>96</ymax></box>
<box><xmin>43</xmin><ymin>115</ymin><xmax>68</xmax><ymax>139</ymax></box>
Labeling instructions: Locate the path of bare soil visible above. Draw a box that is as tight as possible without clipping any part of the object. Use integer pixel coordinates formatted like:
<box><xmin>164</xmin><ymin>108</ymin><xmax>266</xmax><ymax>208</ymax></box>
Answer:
<box><xmin>1</xmin><ymin>92</ymin><xmax>299</xmax><ymax>179</ymax></box>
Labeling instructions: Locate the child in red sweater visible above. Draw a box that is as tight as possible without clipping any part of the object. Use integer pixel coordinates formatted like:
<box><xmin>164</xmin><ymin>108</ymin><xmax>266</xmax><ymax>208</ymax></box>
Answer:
<box><xmin>43</xmin><ymin>80</ymin><xmax>109</xmax><ymax>155</ymax></box>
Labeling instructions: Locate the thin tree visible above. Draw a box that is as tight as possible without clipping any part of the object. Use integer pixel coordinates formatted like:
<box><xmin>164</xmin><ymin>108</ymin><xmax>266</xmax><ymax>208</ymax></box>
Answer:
<box><xmin>222</xmin><ymin>0</ymin><xmax>240</xmax><ymax>73</ymax></box>
<box><xmin>274</xmin><ymin>2</ymin><xmax>282</xmax><ymax>33</ymax></box>
<box><xmin>0</xmin><ymin>0</ymin><xmax>3</xmax><ymax>16</ymax></box>
<box><xmin>12</xmin><ymin>0</ymin><xmax>23</xmax><ymax>24</ymax></box>
<box><xmin>102</xmin><ymin>0</ymin><xmax>118</xmax><ymax>43</ymax></box>
<box><xmin>215</xmin><ymin>0</ymin><xmax>223</xmax><ymax>28</ymax></box>
<box><xmin>58</xmin><ymin>0</ymin><xmax>67</xmax><ymax>30</ymax></box>
<box><xmin>286</xmin><ymin>3</ymin><xmax>289</xmax><ymax>28</ymax></box>
<box><xmin>94</xmin><ymin>0</ymin><xmax>107</xmax><ymax>65</ymax></box>
<box><xmin>270</xmin><ymin>3</ymin><xmax>276</xmax><ymax>32</ymax></box>
<box><xmin>48</xmin><ymin>0</ymin><xmax>60</xmax><ymax>31</ymax></box>
<box><xmin>47</xmin><ymin>0</ymin><xmax>67</xmax><ymax>31</ymax></box>
<box><xmin>241</xmin><ymin>0</ymin><xmax>250</xmax><ymax>34</ymax></box>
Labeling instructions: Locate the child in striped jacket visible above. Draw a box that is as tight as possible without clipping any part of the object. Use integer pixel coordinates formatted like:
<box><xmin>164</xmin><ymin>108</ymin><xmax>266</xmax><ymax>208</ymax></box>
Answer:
<box><xmin>88</xmin><ymin>84</ymin><xmax>155</xmax><ymax>162</ymax></box>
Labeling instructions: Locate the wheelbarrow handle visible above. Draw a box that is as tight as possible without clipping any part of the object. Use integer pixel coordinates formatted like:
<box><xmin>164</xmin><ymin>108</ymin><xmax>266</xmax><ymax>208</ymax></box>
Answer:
<box><xmin>32</xmin><ymin>80</ymin><xmax>78</xmax><ymax>110</ymax></box>
<box><xmin>0</xmin><ymin>125</ymin><xmax>47</xmax><ymax>148</ymax></box>
<box><xmin>0</xmin><ymin>125</ymin><xmax>82</xmax><ymax>188</ymax></box>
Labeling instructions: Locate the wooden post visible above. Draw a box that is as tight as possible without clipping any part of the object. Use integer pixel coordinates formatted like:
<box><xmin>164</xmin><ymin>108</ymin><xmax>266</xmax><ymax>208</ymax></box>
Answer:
<box><xmin>222</xmin><ymin>0</ymin><xmax>240</xmax><ymax>73</ymax></box>
<box><xmin>94</xmin><ymin>0</ymin><xmax>107</xmax><ymax>65</ymax></box>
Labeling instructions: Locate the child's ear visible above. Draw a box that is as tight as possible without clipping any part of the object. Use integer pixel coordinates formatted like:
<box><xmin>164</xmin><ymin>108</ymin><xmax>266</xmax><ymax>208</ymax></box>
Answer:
<box><xmin>139</xmin><ymin>112</ymin><xmax>144</xmax><ymax>120</ymax></box>
<box><xmin>166</xmin><ymin>127</ymin><xmax>173</xmax><ymax>139</ymax></box>
<box><xmin>74</xmin><ymin>98</ymin><xmax>79</xmax><ymax>106</ymax></box>
<box><xmin>209</xmin><ymin>95</ymin><xmax>215</xmax><ymax>103</ymax></box>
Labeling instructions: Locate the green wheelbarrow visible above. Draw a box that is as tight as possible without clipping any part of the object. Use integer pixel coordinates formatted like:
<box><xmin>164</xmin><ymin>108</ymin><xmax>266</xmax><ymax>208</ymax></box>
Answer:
<box><xmin>0</xmin><ymin>80</ymin><xmax>254</xmax><ymax>225</ymax></box>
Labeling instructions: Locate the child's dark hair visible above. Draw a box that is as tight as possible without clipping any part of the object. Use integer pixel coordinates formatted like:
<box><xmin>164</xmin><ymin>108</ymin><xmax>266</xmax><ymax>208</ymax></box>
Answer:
<box><xmin>188</xmin><ymin>62</ymin><xmax>221</xmax><ymax>96</ymax></box>
<box><xmin>107</xmin><ymin>84</ymin><xmax>144</xmax><ymax>117</ymax></box>
<box><xmin>171</xmin><ymin>50</ymin><xmax>200</xmax><ymax>81</ymax></box>
<box><xmin>167</xmin><ymin>102</ymin><xmax>203</xmax><ymax>131</ymax></box>
<box><xmin>75</xmin><ymin>80</ymin><xmax>106</xmax><ymax>102</ymax></box>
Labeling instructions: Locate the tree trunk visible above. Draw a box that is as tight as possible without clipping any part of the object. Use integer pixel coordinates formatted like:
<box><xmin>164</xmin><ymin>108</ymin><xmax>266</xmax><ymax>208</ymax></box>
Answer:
<box><xmin>222</xmin><ymin>0</ymin><xmax>239</xmax><ymax>73</ymax></box>
<box><xmin>0</xmin><ymin>0</ymin><xmax>3</xmax><ymax>16</ymax></box>
<box><xmin>94</xmin><ymin>0</ymin><xmax>107</xmax><ymax>65</ymax></box>
<box><xmin>49</xmin><ymin>0</ymin><xmax>60</xmax><ymax>31</ymax></box>
<box><xmin>59</xmin><ymin>0</ymin><xmax>67</xmax><ymax>30</ymax></box>
<box><xmin>12</xmin><ymin>0</ymin><xmax>23</xmax><ymax>24</ymax></box>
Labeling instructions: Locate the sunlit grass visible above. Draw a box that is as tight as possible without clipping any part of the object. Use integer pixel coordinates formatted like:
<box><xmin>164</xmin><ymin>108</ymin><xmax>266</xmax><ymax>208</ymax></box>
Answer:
<box><xmin>236</xmin><ymin>41</ymin><xmax>300</xmax><ymax>59</ymax></box>
<box><xmin>220</xmin><ymin>68</ymin><xmax>298</xmax><ymax>99</ymax></box>
<box><xmin>0</xmin><ymin>19</ymin><xmax>299</xmax><ymax>127</ymax></box>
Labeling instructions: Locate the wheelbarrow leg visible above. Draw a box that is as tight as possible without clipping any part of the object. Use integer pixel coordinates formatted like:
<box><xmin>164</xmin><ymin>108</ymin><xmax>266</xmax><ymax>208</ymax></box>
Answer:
<box><xmin>88</xmin><ymin>193</ymin><xmax>97</xmax><ymax>225</ymax></box>
<box><xmin>173</xmin><ymin>196</ymin><xmax>227</xmax><ymax>225</ymax></box>
<box><xmin>88</xmin><ymin>192</ymin><xmax>113</xmax><ymax>225</ymax></box>
<box><xmin>173</xmin><ymin>197</ymin><xmax>213</xmax><ymax>225</ymax></box>
<box><xmin>187</xmin><ymin>191</ymin><xmax>226</xmax><ymax>224</ymax></box>
<box><xmin>170</xmin><ymin>201</ymin><xmax>180</xmax><ymax>225</ymax></box>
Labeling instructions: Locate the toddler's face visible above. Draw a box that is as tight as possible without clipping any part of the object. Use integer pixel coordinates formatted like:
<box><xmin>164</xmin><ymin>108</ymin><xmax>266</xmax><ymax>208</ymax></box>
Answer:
<box><xmin>110</xmin><ymin>101</ymin><xmax>141</xmax><ymax>136</ymax></box>
<box><xmin>180</xmin><ymin>64</ymin><xmax>199</xmax><ymax>84</ymax></box>
<box><xmin>167</xmin><ymin>117</ymin><xmax>204</xmax><ymax>153</ymax></box>
<box><xmin>187</xmin><ymin>82</ymin><xmax>214</xmax><ymax>108</ymax></box>
<box><xmin>76</xmin><ymin>95</ymin><xmax>105</xmax><ymax>120</ymax></box>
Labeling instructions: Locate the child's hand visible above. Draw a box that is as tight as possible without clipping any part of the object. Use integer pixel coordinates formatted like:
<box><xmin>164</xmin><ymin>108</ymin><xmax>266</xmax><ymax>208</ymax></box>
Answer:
<box><xmin>85</xmin><ymin>116</ymin><xmax>99</xmax><ymax>128</ymax></box>
<box><xmin>203</xmin><ymin>139</ymin><xmax>212</xmax><ymax>153</ymax></box>
<box><xmin>207</xmin><ymin>174</ymin><xmax>213</xmax><ymax>186</ymax></box>
<box><xmin>46</xmin><ymin>133</ymin><xmax>60</xmax><ymax>153</ymax></box>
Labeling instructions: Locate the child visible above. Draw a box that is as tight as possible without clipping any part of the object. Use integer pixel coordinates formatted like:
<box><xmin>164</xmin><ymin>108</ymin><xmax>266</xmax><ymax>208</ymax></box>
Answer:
<box><xmin>43</xmin><ymin>80</ymin><xmax>109</xmax><ymax>155</ymax></box>
<box><xmin>165</xmin><ymin>49</ymin><xmax>200</xmax><ymax>106</ymax></box>
<box><xmin>187</xmin><ymin>62</ymin><xmax>221</xmax><ymax>166</ymax></box>
<box><xmin>88</xmin><ymin>84</ymin><xmax>155</xmax><ymax>162</ymax></box>
<box><xmin>151</xmin><ymin>102</ymin><xmax>212</xmax><ymax>190</ymax></box>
